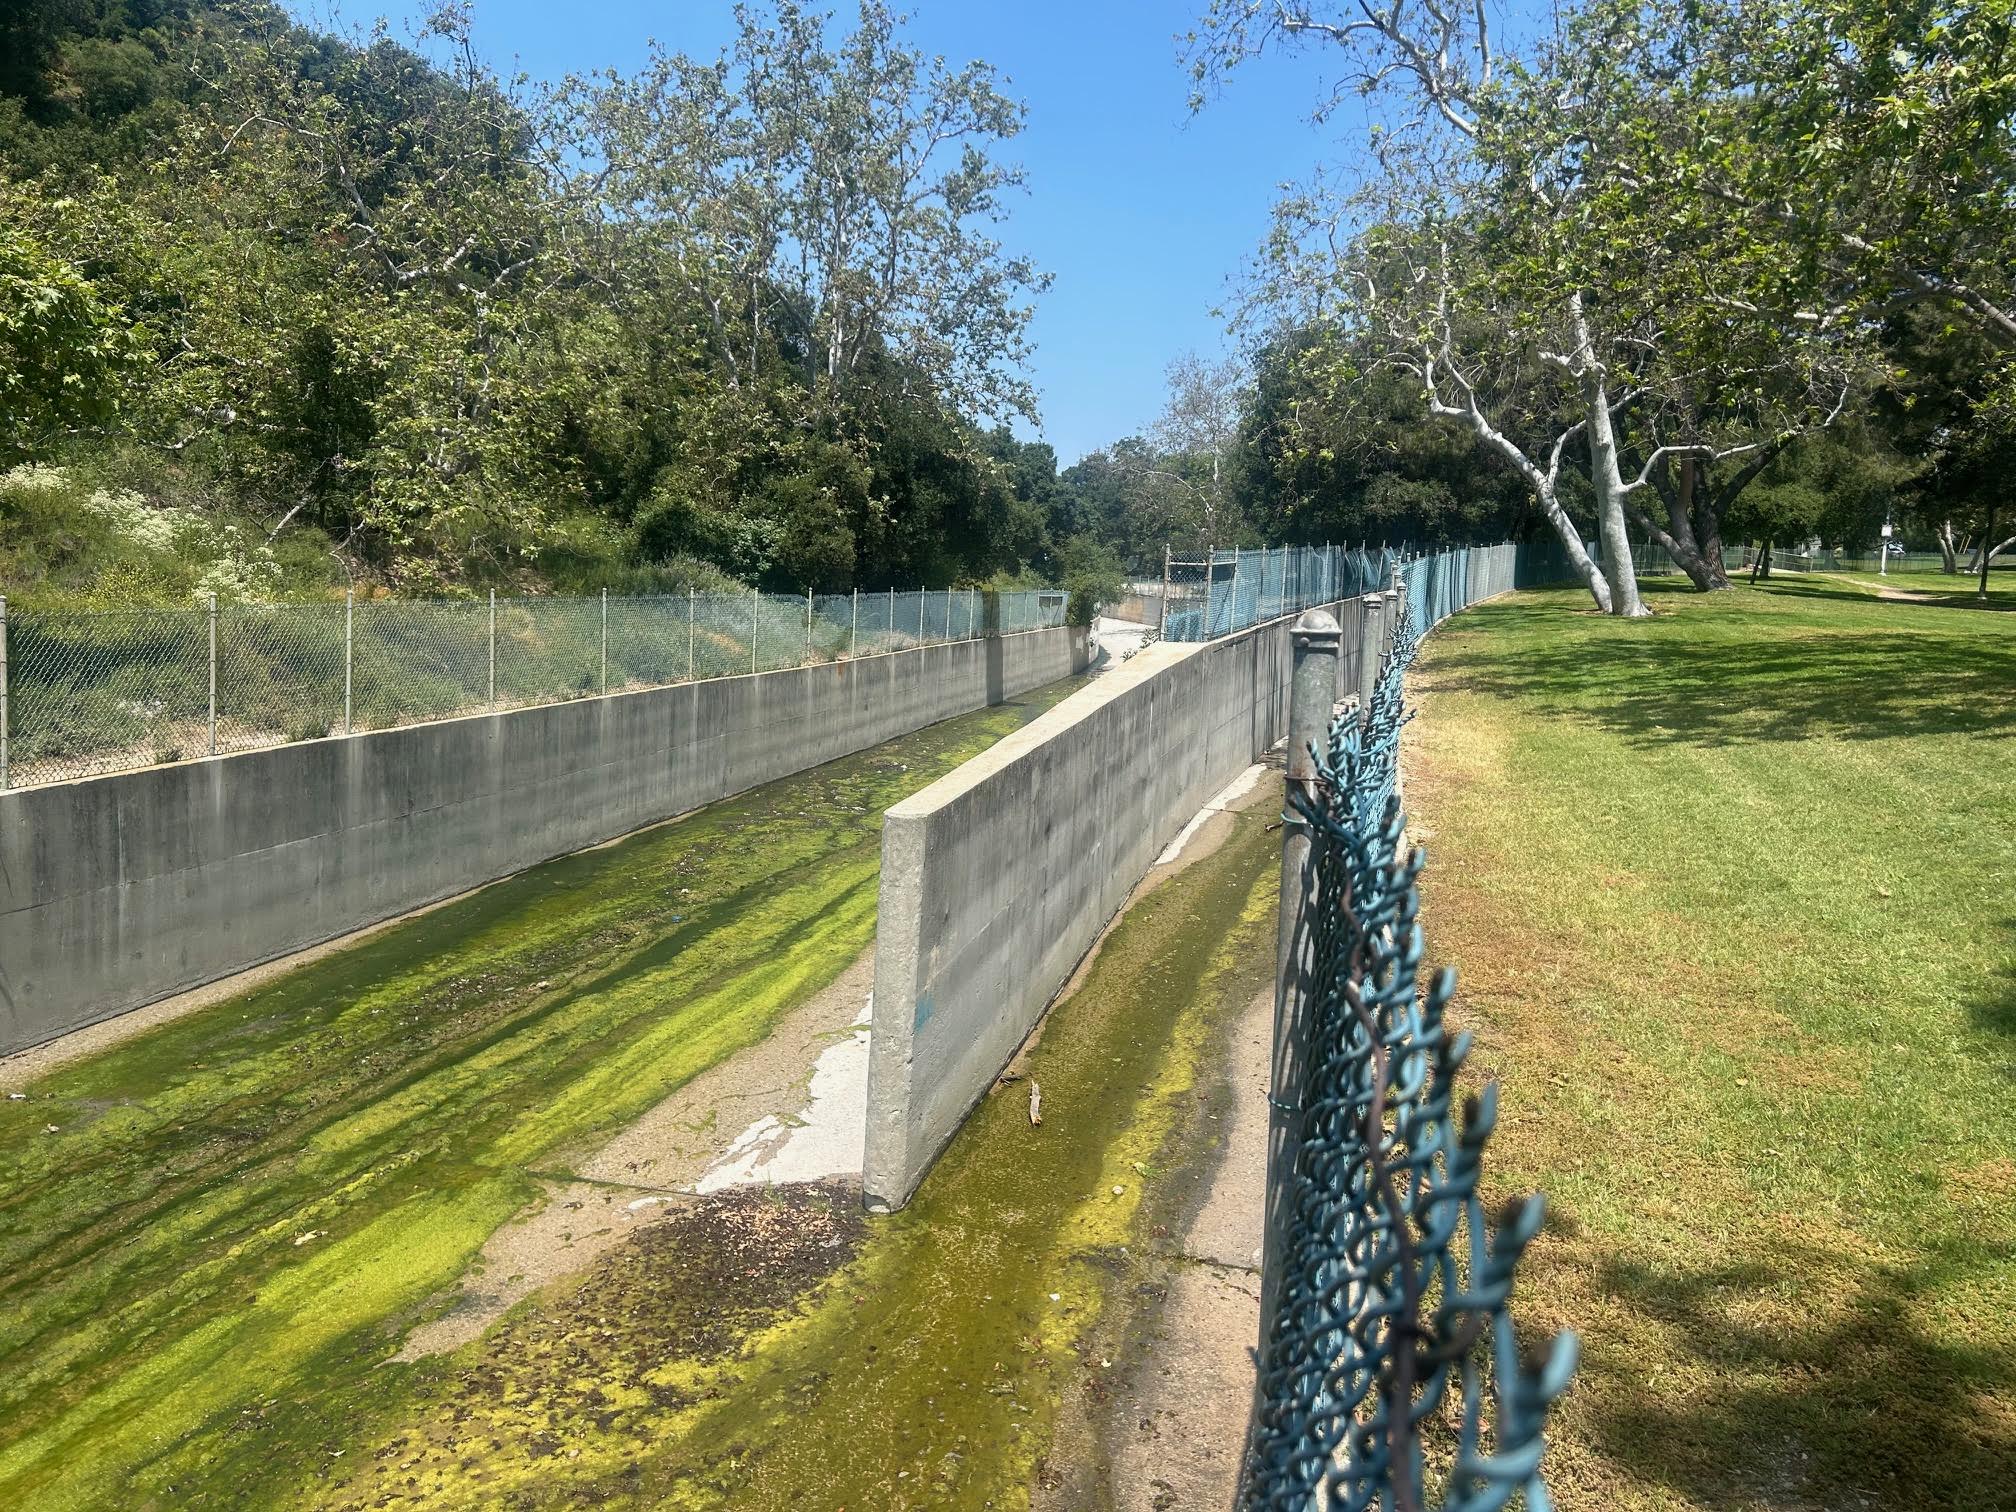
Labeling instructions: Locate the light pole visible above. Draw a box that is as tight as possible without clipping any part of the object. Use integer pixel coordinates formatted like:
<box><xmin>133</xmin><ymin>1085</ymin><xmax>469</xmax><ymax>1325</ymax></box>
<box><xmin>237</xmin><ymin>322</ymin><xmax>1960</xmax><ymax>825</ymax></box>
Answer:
<box><xmin>1879</xmin><ymin>509</ymin><xmax>1893</xmax><ymax>576</ymax></box>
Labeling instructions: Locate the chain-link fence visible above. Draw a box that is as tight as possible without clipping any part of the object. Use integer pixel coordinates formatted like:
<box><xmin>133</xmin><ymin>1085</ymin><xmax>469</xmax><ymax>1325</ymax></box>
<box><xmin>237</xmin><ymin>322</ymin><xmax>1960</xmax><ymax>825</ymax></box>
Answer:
<box><xmin>1249</xmin><ymin>578</ymin><xmax>1578</xmax><ymax>1510</ymax></box>
<box><xmin>1734</xmin><ymin>544</ymin><xmax>2010</xmax><ymax>576</ymax></box>
<box><xmin>0</xmin><ymin>586</ymin><xmax>1068</xmax><ymax>789</ymax></box>
<box><xmin>1158</xmin><ymin>545</ymin><xmax>1397</xmax><ymax>643</ymax></box>
<box><xmin>1153</xmin><ymin>540</ymin><xmax>1587</xmax><ymax>646</ymax></box>
<box><xmin>1626</xmin><ymin>541</ymin><xmax>1744</xmax><ymax>575</ymax></box>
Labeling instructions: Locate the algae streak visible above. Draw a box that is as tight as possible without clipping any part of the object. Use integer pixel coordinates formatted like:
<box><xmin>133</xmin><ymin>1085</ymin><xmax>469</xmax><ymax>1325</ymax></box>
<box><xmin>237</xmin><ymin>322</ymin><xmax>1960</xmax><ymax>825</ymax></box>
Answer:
<box><xmin>304</xmin><ymin>800</ymin><xmax>1283</xmax><ymax>1511</ymax></box>
<box><xmin>0</xmin><ymin>680</ymin><xmax>1082</xmax><ymax>1510</ymax></box>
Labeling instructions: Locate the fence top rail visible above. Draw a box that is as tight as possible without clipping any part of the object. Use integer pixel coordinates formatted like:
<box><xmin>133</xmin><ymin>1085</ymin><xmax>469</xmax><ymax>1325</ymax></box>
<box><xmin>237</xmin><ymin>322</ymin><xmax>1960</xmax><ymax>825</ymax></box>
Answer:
<box><xmin>0</xmin><ymin>581</ymin><xmax>1072</xmax><ymax>792</ymax></box>
<box><xmin>7</xmin><ymin>583</ymin><xmax>1067</xmax><ymax>619</ymax></box>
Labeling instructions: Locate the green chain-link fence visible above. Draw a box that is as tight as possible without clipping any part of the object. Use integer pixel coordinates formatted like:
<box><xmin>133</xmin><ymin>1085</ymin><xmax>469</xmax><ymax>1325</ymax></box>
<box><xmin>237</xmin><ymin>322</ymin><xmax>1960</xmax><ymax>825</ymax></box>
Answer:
<box><xmin>1245</xmin><ymin>547</ymin><xmax>1583</xmax><ymax>1510</ymax></box>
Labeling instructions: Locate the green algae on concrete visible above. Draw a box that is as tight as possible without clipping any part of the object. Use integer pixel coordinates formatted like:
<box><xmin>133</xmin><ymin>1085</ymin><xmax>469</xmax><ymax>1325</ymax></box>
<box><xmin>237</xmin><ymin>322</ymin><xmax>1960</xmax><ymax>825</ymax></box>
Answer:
<box><xmin>0</xmin><ymin>680</ymin><xmax>1083</xmax><ymax>1511</ymax></box>
<box><xmin>297</xmin><ymin>796</ymin><xmax>1283</xmax><ymax>1511</ymax></box>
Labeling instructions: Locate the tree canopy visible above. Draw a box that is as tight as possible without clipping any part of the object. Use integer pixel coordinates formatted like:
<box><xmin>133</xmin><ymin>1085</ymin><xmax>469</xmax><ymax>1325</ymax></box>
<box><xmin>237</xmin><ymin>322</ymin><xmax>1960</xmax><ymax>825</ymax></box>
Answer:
<box><xmin>1177</xmin><ymin>0</ymin><xmax>2015</xmax><ymax>601</ymax></box>
<box><xmin>0</xmin><ymin>0</ymin><xmax>1058</xmax><ymax>598</ymax></box>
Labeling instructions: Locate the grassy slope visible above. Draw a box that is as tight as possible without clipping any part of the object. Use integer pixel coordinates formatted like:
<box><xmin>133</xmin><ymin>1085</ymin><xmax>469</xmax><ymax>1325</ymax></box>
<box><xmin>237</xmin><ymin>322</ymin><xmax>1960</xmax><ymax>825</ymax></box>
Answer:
<box><xmin>0</xmin><ymin>680</ymin><xmax>1083</xmax><ymax>1509</ymax></box>
<box><xmin>1408</xmin><ymin>576</ymin><xmax>2016</xmax><ymax>1510</ymax></box>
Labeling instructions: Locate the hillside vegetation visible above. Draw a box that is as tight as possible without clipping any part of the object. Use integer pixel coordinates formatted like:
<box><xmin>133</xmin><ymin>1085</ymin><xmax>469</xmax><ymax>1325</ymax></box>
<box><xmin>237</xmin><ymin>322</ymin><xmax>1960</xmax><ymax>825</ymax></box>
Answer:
<box><xmin>1</xmin><ymin>0</ymin><xmax>1089</xmax><ymax>601</ymax></box>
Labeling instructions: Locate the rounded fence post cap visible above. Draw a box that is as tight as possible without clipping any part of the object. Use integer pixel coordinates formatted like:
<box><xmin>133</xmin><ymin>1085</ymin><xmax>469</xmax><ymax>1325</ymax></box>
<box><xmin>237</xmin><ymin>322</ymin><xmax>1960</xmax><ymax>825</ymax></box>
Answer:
<box><xmin>1292</xmin><ymin>608</ymin><xmax>1342</xmax><ymax>646</ymax></box>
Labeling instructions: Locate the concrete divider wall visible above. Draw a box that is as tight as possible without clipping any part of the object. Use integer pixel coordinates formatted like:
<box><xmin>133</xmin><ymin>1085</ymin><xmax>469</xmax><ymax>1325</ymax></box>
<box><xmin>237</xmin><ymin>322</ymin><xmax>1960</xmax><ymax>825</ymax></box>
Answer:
<box><xmin>0</xmin><ymin>626</ymin><xmax>1089</xmax><ymax>1055</ymax></box>
<box><xmin>863</xmin><ymin>603</ymin><xmax>1361</xmax><ymax>1209</ymax></box>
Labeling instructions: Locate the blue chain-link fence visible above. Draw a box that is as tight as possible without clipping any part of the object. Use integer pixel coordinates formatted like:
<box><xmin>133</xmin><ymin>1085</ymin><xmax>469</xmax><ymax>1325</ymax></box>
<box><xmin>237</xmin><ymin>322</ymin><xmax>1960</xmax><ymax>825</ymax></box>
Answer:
<box><xmin>1244</xmin><ymin>589</ymin><xmax>1578</xmax><ymax>1510</ymax></box>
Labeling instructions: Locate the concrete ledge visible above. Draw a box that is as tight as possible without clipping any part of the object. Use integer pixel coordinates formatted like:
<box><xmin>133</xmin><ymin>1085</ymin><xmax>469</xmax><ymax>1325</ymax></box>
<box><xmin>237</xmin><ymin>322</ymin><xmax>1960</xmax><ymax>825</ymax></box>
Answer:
<box><xmin>863</xmin><ymin>605</ymin><xmax>1359</xmax><ymax>1209</ymax></box>
<box><xmin>0</xmin><ymin>627</ymin><xmax>1088</xmax><ymax>1055</ymax></box>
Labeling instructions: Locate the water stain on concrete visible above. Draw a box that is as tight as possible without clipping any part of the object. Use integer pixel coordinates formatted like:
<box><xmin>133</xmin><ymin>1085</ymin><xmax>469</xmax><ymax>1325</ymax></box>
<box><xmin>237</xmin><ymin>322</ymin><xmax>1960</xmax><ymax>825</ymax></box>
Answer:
<box><xmin>398</xmin><ymin>948</ymin><xmax>879</xmax><ymax>1360</ymax></box>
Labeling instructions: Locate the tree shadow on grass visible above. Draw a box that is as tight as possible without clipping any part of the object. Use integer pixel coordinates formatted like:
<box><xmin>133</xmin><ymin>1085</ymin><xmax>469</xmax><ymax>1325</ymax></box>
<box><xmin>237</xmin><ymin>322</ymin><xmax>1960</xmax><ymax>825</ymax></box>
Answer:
<box><xmin>1969</xmin><ymin>919</ymin><xmax>2016</xmax><ymax>1044</ymax></box>
<box><xmin>1589</xmin><ymin>1239</ymin><xmax>2015</xmax><ymax>1511</ymax></box>
<box><xmin>1423</xmin><ymin>596</ymin><xmax>2016</xmax><ymax>747</ymax></box>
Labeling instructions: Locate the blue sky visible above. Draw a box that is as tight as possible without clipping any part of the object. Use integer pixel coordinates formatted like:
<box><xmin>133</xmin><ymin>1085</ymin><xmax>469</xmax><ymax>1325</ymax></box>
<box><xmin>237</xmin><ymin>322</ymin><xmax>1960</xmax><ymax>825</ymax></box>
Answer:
<box><xmin>290</xmin><ymin>1</ymin><xmax>1361</xmax><ymax>464</ymax></box>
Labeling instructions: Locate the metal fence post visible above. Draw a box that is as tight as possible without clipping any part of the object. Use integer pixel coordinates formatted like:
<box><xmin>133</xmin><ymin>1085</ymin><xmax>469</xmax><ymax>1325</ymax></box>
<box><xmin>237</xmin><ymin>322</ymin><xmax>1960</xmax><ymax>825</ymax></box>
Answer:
<box><xmin>751</xmin><ymin>589</ymin><xmax>759</xmax><ymax>674</ymax></box>
<box><xmin>919</xmin><ymin>588</ymin><xmax>926</xmax><ymax>644</ymax></box>
<box><xmin>0</xmin><ymin>594</ymin><xmax>9</xmax><ymax>791</ymax></box>
<box><xmin>600</xmin><ymin>588</ymin><xmax>609</xmax><ymax>695</ymax></box>
<box><xmin>207</xmin><ymin>593</ymin><xmax>218</xmax><ymax>756</ymax></box>
<box><xmin>687</xmin><ymin>588</ymin><xmax>695</xmax><ymax>680</ymax></box>
<box><xmin>851</xmin><ymin>588</ymin><xmax>859</xmax><ymax>658</ymax></box>
<box><xmin>343</xmin><ymin>589</ymin><xmax>354</xmax><ymax>736</ymax></box>
<box><xmin>1256</xmin><ymin>609</ymin><xmax>1342</xmax><ymax>1428</ymax></box>
<box><xmin>888</xmin><ymin>586</ymin><xmax>894</xmax><ymax>649</ymax></box>
<box><xmin>805</xmin><ymin>588</ymin><xmax>813</xmax><ymax>661</ymax></box>
<box><xmin>1159</xmin><ymin>544</ymin><xmax>1172</xmax><ymax>635</ymax></box>
<box><xmin>488</xmin><ymin>589</ymin><xmax>497</xmax><ymax>709</ymax></box>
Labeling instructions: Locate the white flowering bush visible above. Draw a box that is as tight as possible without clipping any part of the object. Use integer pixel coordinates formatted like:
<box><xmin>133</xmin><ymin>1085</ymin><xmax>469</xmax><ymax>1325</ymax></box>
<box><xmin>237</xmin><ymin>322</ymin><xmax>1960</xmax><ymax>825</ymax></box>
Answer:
<box><xmin>0</xmin><ymin>464</ymin><xmax>280</xmax><ymax>603</ymax></box>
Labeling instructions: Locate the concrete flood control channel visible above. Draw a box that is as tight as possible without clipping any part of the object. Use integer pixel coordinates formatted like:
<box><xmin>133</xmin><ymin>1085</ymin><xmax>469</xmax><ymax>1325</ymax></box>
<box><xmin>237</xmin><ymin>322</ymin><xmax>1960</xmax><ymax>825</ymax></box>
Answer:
<box><xmin>1</xmin><ymin>679</ymin><xmax>1101</xmax><ymax>1508</ymax></box>
<box><xmin>0</xmin><ymin>637</ymin><xmax>1286</xmax><ymax>1511</ymax></box>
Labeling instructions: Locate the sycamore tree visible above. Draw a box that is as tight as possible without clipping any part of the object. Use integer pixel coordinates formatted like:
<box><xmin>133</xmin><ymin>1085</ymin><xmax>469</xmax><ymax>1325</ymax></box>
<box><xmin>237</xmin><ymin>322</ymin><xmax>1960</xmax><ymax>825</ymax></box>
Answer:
<box><xmin>1150</xmin><ymin>350</ymin><xmax>1250</xmax><ymax>548</ymax></box>
<box><xmin>567</xmin><ymin>0</ymin><xmax>1048</xmax><ymax>427</ymax></box>
<box><xmin>1189</xmin><ymin>0</ymin><xmax>1867</xmax><ymax>614</ymax></box>
<box><xmin>1638</xmin><ymin>0</ymin><xmax>2016</xmax><ymax>360</ymax></box>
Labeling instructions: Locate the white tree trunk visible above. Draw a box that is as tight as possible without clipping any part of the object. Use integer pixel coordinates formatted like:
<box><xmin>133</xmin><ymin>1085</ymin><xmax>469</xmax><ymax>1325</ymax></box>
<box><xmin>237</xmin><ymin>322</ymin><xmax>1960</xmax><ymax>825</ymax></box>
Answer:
<box><xmin>1423</xmin><ymin>343</ymin><xmax>1611</xmax><ymax>613</ymax></box>
<box><xmin>1536</xmin><ymin>483</ymin><xmax>1612</xmax><ymax>614</ymax></box>
<box><xmin>1579</xmin><ymin>367</ymin><xmax>1650</xmax><ymax>618</ymax></box>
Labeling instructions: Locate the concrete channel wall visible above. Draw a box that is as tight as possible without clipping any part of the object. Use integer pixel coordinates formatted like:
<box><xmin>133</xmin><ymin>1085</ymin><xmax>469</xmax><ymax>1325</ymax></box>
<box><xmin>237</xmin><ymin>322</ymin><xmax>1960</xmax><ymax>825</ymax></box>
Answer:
<box><xmin>0</xmin><ymin>626</ymin><xmax>1089</xmax><ymax>1055</ymax></box>
<box><xmin>864</xmin><ymin>601</ymin><xmax>1373</xmax><ymax>1209</ymax></box>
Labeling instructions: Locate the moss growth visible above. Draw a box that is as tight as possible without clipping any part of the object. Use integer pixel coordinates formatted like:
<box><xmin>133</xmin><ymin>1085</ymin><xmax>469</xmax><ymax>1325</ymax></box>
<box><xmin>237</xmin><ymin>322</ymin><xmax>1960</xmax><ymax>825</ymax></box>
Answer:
<box><xmin>0</xmin><ymin>680</ymin><xmax>1083</xmax><ymax>1509</ymax></box>
<box><xmin>297</xmin><ymin>800</ymin><xmax>1282</xmax><ymax>1511</ymax></box>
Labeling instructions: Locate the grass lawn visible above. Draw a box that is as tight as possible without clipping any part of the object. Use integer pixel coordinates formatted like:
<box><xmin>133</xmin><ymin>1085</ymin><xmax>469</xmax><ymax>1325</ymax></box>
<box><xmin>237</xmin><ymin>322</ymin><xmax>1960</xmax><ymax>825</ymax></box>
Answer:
<box><xmin>1784</xmin><ymin>566</ymin><xmax>2016</xmax><ymax>606</ymax></box>
<box><xmin>1406</xmin><ymin>574</ymin><xmax>2016</xmax><ymax>1511</ymax></box>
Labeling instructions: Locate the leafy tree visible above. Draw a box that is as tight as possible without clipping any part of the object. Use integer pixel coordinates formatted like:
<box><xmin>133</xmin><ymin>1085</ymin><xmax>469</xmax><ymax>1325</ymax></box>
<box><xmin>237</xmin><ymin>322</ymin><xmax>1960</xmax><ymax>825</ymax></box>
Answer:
<box><xmin>1151</xmin><ymin>350</ymin><xmax>1249</xmax><ymax>547</ymax></box>
<box><xmin>0</xmin><ymin>210</ymin><xmax>135</xmax><ymax>459</ymax></box>
<box><xmin>1234</xmin><ymin>323</ymin><xmax>1535</xmax><ymax>547</ymax></box>
<box><xmin>1188</xmin><ymin>0</ymin><xmax>1869</xmax><ymax>613</ymax></box>
<box><xmin>1647</xmin><ymin>0</ymin><xmax>2015</xmax><ymax>360</ymax></box>
<box><xmin>565</xmin><ymin>0</ymin><xmax>1049</xmax><ymax>426</ymax></box>
<box><xmin>1055</xmin><ymin>438</ymin><xmax>1182</xmax><ymax>568</ymax></box>
<box><xmin>0</xmin><ymin>0</ymin><xmax>1059</xmax><ymax>596</ymax></box>
<box><xmin>1056</xmin><ymin>533</ymin><xmax>1126</xmax><ymax>626</ymax></box>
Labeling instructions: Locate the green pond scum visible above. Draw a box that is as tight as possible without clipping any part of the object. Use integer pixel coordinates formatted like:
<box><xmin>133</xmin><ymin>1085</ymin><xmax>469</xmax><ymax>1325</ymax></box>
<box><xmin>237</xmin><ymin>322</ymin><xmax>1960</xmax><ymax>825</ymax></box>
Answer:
<box><xmin>0</xmin><ymin>675</ymin><xmax>1264</xmax><ymax>1510</ymax></box>
<box><xmin>291</xmin><ymin>798</ymin><xmax>1281</xmax><ymax>1512</ymax></box>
